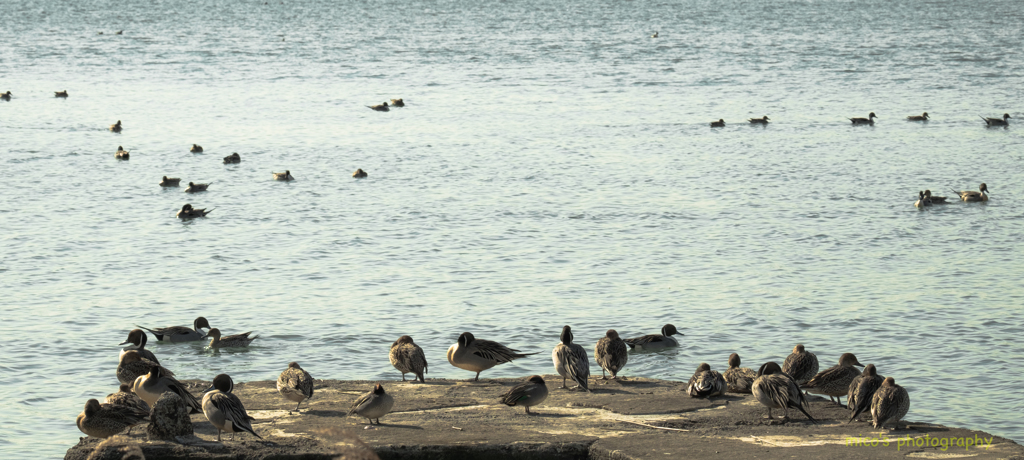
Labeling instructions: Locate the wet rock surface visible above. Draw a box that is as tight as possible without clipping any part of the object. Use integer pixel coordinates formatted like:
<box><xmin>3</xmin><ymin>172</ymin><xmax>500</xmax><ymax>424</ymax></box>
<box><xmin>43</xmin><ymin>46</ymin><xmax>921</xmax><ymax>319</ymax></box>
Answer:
<box><xmin>66</xmin><ymin>376</ymin><xmax>1024</xmax><ymax>460</ymax></box>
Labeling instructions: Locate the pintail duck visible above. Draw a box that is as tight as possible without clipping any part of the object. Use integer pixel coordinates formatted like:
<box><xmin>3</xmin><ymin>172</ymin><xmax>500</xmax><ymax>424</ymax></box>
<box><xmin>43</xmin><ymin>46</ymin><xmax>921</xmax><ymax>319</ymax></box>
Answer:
<box><xmin>133</xmin><ymin>365</ymin><xmax>202</xmax><ymax>413</ymax></box>
<box><xmin>906</xmin><ymin>112</ymin><xmax>929</xmax><ymax>121</ymax></box>
<box><xmin>115</xmin><ymin>146</ymin><xmax>129</xmax><ymax>160</ymax></box>
<box><xmin>119</xmin><ymin>329</ymin><xmax>159</xmax><ymax>364</ymax></box>
<box><xmin>748</xmin><ymin>116</ymin><xmax>770</xmax><ymax>124</ymax></box>
<box><xmin>447</xmin><ymin>332</ymin><xmax>538</xmax><ymax>381</ymax></box>
<box><xmin>110</xmin><ymin>120</ymin><xmax>122</xmax><ymax>132</ymax></box>
<box><xmin>367</xmin><ymin>102</ymin><xmax>390</xmax><ymax>112</ymax></box>
<box><xmin>849</xmin><ymin>112</ymin><xmax>877</xmax><ymax>125</ymax></box>
<box><xmin>203</xmin><ymin>374</ymin><xmax>261</xmax><ymax>441</ymax></box>
<box><xmin>348</xmin><ymin>383</ymin><xmax>394</xmax><ymax>425</ymax></box>
<box><xmin>278</xmin><ymin>362</ymin><xmax>314</xmax><ymax>412</ymax></box>
<box><xmin>105</xmin><ymin>384</ymin><xmax>151</xmax><ymax>415</ymax></box>
<box><xmin>115</xmin><ymin>30</ymin><xmax>123</xmax><ymax>35</ymax></box>
<box><xmin>924</xmin><ymin>190</ymin><xmax>948</xmax><ymax>204</ymax></box>
<box><xmin>847</xmin><ymin>364</ymin><xmax>884</xmax><ymax>422</ymax></box>
<box><xmin>206</xmin><ymin>328</ymin><xmax>259</xmax><ymax>348</ymax></box>
<box><xmin>552</xmin><ymin>325</ymin><xmax>591</xmax><ymax>391</ymax></box>
<box><xmin>160</xmin><ymin>176</ymin><xmax>181</xmax><ymax>187</ymax></box>
<box><xmin>352</xmin><ymin>168</ymin><xmax>368</xmax><ymax>178</ymax></box>
<box><xmin>390</xmin><ymin>98</ymin><xmax>405</xmax><ymax>107</ymax></box>
<box><xmin>651</xmin><ymin>31</ymin><xmax>659</xmax><ymax>38</ymax></box>
<box><xmin>981</xmin><ymin>113</ymin><xmax>1011</xmax><ymax>127</ymax></box>
<box><xmin>185</xmin><ymin>181</ymin><xmax>211</xmax><ymax>193</ymax></box>
<box><xmin>177</xmin><ymin>203</ymin><xmax>213</xmax><ymax>219</ymax></box>
<box><xmin>803</xmin><ymin>352</ymin><xmax>864</xmax><ymax>405</ymax></box>
<box><xmin>137</xmin><ymin>316</ymin><xmax>210</xmax><ymax>342</ymax></box>
<box><xmin>623</xmin><ymin>324</ymin><xmax>680</xmax><ymax>351</ymax></box>
<box><xmin>710</xmin><ymin>119</ymin><xmax>725</xmax><ymax>128</ymax></box>
<box><xmin>389</xmin><ymin>335</ymin><xmax>428</xmax><ymax>383</ymax></box>
<box><xmin>77</xmin><ymin>399</ymin><xmax>148</xmax><ymax>438</ymax></box>
<box><xmin>871</xmin><ymin>377</ymin><xmax>910</xmax><ymax>430</ymax></box>
<box><xmin>272</xmin><ymin>170</ymin><xmax>295</xmax><ymax>181</ymax></box>
<box><xmin>952</xmin><ymin>183</ymin><xmax>989</xmax><ymax>202</ymax></box>
<box><xmin>781</xmin><ymin>344</ymin><xmax>819</xmax><ymax>386</ymax></box>
<box><xmin>0</xmin><ymin>91</ymin><xmax>11</xmax><ymax>101</ymax></box>
<box><xmin>499</xmin><ymin>375</ymin><xmax>549</xmax><ymax>414</ymax></box>
<box><xmin>117</xmin><ymin>350</ymin><xmax>174</xmax><ymax>385</ymax></box>
<box><xmin>914</xmin><ymin>191</ymin><xmax>931</xmax><ymax>208</ymax></box>
<box><xmin>752</xmin><ymin>362</ymin><xmax>815</xmax><ymax>421</ymax></box>
<box><xmin>594</xmin><ymin>329</ymin><xmax>628</xmax><ymax>379</ymax></box>
<box><xmin>223</xmin><ymin>152</ymin><xmax>241</xmax><ymax>164</ymax></box>
<box><xmin>190</xmin><ymin>144</ymin><xmax>203</xmax><ymax>153</ymax></box>
<box><xmin>687</xmin><ymin>363</ymin><xmax>727</xmax><ymax>398</ymax></box>
<box><xmin>55</xmin><ymin>90</ymin><xmax>69</xmax><ymax>98</ymax></box>
<box><xmin>724</xmin><ymin>353</ymin><xmax>757</xmax><ymax>393</ymax></box>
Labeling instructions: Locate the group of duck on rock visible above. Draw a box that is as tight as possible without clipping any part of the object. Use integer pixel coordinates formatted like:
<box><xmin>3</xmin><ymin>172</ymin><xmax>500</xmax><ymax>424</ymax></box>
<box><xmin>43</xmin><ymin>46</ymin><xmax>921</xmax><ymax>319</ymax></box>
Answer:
<box><xmin>78</xmin><ymin>319</ymin><xmax>911</xmax><ymax>444</ymax></box>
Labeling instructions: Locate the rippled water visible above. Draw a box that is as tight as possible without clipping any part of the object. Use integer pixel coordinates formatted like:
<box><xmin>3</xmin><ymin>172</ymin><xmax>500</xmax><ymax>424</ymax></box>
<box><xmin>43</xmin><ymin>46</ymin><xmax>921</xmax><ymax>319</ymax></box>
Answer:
<box><xmin>3</xmin><ymin>0</ymin><xmax>1024</xmax><ymax>457</ymax></box>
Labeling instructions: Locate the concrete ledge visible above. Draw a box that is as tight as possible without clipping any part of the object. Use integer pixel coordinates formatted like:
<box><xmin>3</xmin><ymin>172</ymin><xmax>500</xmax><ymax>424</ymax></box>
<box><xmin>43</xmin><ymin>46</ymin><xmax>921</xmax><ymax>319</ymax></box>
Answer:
<box><xmin>66</xmin><ymin>376</ymin><xmax>1024</xmax><ymax>460</ymax></box>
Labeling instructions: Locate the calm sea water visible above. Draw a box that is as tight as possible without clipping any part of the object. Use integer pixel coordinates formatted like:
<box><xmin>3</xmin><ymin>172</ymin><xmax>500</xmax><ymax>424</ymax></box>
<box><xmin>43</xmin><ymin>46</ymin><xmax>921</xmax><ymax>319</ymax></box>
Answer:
<box><xmin>2</xmin><ymin>0</ymin><xmax>1023</xmax><ymax>457</ymax></box>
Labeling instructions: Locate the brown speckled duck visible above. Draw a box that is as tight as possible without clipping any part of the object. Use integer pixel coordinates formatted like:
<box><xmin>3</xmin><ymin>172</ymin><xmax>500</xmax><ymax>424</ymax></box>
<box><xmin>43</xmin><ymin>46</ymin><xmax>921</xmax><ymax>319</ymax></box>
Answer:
<box><xmin>871</xmin><ymin>377</ymin><xmax>910</xmax><ymax>430</ymax></box>
<box><xmin>724</xmin><ymin>353</ymin><xmax>757</xmax><ymax>393</ymax></box>
<box><xmin>906</xmin><ymin>112</ymin><xmax>929</xmax><ymax>121</ymax></box>
<box><xmin>390</xmin><ymin>335</ymin><xmax>428</xmax><ymax>383</ymax></box>
<box><xmin>223</xmin><ymin>152</ymin><xmax>241</xmax><ymax>164</ymax></box>
<box><xmin>748</xmin><ymin>116</ymin><xmax>769</xmax><ymax>124</ymax></box>
<box><xmin>77</xmin><ymin>399</ymin><xmax>149</xmax><ymax>438</ymax></box>
<box><xmin>953</xmin><ymin>183</ymin><xmax>989</xmax><ymax>202</ymax></box>
<box><xmin>594</xmin><ymin>329</ymin><xmax>628</xmax><ymax>379</ymax></box>
<box><xmin>782</xmin><ymin>344</ymin><xmax>819</xmax><ymax>386</ymax></box>
<box><xmin>206</xmin><ymin>328</ymin><xmax>259</xmax><ymax>348</ymax></box>
<box><xmin>803</xmin><ymin>352</ymin><xmax>864</xmax><ymax>405</ymax></box>
<box><xmin>847</xmin><ymin>364</ymin><xmax>884</xmax><ymax>422</ymax></box>
<box><xmin>278</xmin><ymin>362</ymin><xmax>315</xmax><ymax>412</ymax></box>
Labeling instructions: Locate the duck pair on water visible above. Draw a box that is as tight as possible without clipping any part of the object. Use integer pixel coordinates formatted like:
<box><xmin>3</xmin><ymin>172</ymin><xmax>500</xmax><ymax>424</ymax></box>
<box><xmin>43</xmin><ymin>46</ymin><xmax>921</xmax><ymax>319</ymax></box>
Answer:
<box><xmin>367</xmin><ymin>98</ymin><xmax>405</xmax><ymax>112</ymax></box>
<box><xmin>917</xmin><ymin>184</ymin><xmax>989</xmax><ymax>207</ymax></box>
<box><xmin>709</xmin><ymin>117</ymin><xmax>770</xmax><ymax>127</ymax></box>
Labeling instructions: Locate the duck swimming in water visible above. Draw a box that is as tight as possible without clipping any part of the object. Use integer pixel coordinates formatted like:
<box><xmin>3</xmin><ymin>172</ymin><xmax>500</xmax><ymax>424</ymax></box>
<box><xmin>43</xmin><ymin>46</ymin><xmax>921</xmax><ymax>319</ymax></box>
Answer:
<box><xmin>55</xmin><ymin>90</ymin><xmax>69</xmax><ymax>98</ymax></box>
<box><xmin>923</xmin><ymin>190</ymin><xmax>948</xmax><ymax>204</ymax></box>
<box><xmin>273</xmin><ymin>170</ymin><xmax>295</xmax><ymax>181</ymax></box>
<box><xmin>367</xmin><ymin>102</ymin><xmax>389</xmax><ymax>112</ymax></box>
<box><xmin>906</xmin><ymin>112</ymin><xmax>929</xmax><ymax>121</ymax></box>
<box><xmin>115</xmin><ymin>146</ymin><xmax>129</xmax><ymax>160</ymax></box>
<box><xmin>137</xmin><ymin>316</ymin><xmax>210</xmax><ymax>342</ymax></box>
<box><xmin>748</xmin><ymin>116</ymin><xmax>769</xmax><ymax>124</ymax></box>
<box><xmin>980</xmin><ymin>113</ymin><xmax>1011</xmax><ymax>127</ymax></box>
<box><xmin>160</xmin><ymin>176</ymin><xmax>181</xmax><ymax>187</ymax></box>
<box><xmin>952</xmin><ymin>183</ymin><xmax>989</xmax><ymax>202</ymax></box>
<box><xmin>849</xmin><ymin>112</ymin><xmax>877</xmax><ymax>125</ymax></box>
<box><xmin>390</xmin><ymin>98</ymin><xmax>405</xmax><ymax>107</ymax></box>
<box><xmin>623</xmin><ymin>324</ymin><xmax>680</xmax><ymax>351</ymax></box>
<box><xmin>914</xmin><ymin>191</ymin><xmax>931</xmax><ymax>208</ymax></box>
<box><xmin>223</xmin><ymin>152</ymin><xmax>241</xmax><ymax>164</ymax></box>
<box><xmin>176</xmin><ymin>203</ymin><xmax>213</xmax><ymax>218</ymax></box>
<box><xmin>190</xmin><ymin>144</ymin><xmax>203</xmax><ymax>153</ymax></box>
<box><xmin>110</xmin><ymin>120</ymin><xmax>122</xmax><ymax>132</ymax></box>
<box><xmin>0</xmin><ymin>91</ymin><xmax>11</xmax><ymax>101</ymax></box>
<box><xmin>710</xmin><ymin>119</ymin><xmax>725</xmax><ymax>128</ymax></box>
<box><xmin>206</xmin><ymin>328</ymin><xmax>259</xmax><ymax>348</ymax></box>
<box><xmin>352</xmin><ymin>168</ymin><xmax>368</xmax><ymax>178</ymax></box>
<box><xmin>185</xmin><ymin>181</ymin><xmax>211</xmax><ymax>193</ymax></box>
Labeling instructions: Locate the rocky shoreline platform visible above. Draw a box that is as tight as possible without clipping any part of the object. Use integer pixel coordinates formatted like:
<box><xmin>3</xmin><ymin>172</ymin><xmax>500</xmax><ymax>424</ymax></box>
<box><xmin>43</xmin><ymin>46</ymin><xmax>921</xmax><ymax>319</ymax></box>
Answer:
<box><xmin>66</xmin><ymin>376</ymin><xmax>1023</xmax><ymax>460</ymax></box>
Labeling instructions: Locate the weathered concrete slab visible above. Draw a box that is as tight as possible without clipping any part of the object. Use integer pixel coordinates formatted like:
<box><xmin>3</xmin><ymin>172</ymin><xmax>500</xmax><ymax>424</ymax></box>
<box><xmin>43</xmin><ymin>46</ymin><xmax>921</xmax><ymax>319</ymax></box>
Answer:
<box><xmin>66</xmin><ymin>376</ymin><xmax>1024</xmax><ymax>460</ymax></box>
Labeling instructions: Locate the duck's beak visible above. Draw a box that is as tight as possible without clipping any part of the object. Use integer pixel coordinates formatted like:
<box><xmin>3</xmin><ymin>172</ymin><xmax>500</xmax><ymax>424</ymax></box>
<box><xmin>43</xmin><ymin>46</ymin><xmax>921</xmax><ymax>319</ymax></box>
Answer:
<box><xmin>118</xmin><ymin>340</ymin><xmax>132</xmax><ymax>346</ymax></box>
<box><xmin>203</xmin><ymin>384</ymin><xmax>216</xmax><ymax>393</ymax></box>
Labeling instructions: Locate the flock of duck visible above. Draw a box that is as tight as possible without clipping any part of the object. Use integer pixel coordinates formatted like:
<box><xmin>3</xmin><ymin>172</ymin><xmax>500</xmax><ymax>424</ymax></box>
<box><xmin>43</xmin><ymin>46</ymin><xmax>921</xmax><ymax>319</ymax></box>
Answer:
<box><xmin>706</xmin><ymin>111</ymin><xmax>1011</xmax><ymax>127</ymax></box>
<box><xmin>78</xmin><ymin>319</ymin><xmax>911</xmax><ymax>444</ymax></box>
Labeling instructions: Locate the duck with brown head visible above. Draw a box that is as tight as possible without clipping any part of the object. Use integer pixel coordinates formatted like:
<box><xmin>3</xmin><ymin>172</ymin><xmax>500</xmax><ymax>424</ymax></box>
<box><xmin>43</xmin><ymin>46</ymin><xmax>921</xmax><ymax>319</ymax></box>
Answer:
<box><xmin>348</xmin><ymin>383</ymin><xmax>394</xmax><ymax>425</ymax></box>
<box><xmin>278</xmin><ymin>362</ymin><xmax>315</xmax><ymax>412</ymax></box>
<box><xmin>804</xmin><ymin>353</ymin><xmax>865</xmax><ymax>405</ymax></box>
<box><xmin>206</xmin><ymin>328</ymin><xmax>259</xmax><ymax>348</ymax></box>
<box><xmin>160</xmin><ymin>176</ymin><xmax>181</xmax><ymax>187</ymax></box>
<box><xmin>77</xmin><ymin>399</ymin><xmax>149</xmax><ymax>438</ymax></box>
<box><xmin>367</xmin><ymin>102</ymin><xmax>389</xmax><ymax>112</ymax></box>
<box><xmin>953</xmin><ymin>183</ymin><xmax>989</xmax><ymax>202</ymax></box>
<box><xmin>390</xmin><ymin>335</ymin><xmax>428</xmax><ymax>383</ymax></box>
<box><xmin>781</xmin><ymin>344</ymin><xmax>818</xmax><ymax>386</ymax></box>
<box><xmin>687</xmin><ymin>363</ymin><xmax>727</xmax><ymax>398</ymax></box>
<box><xmin>906</xmin><ymin>112</ymin><xmax>929</xmax><ymax>121</ymax></box>
<box><xmin>176</xmin><ymin>203</ymin><xmax>213</xmax><ymax>218</ymax></box>
<box><xmin>110</xmin><ymin>120</ymin><xmax>122</xmax><ymax>132</ymax></box>
<box><xmin>847</xmin><ymin>364</ymin><xmax>884</xmax><ymax>423</ymax></box>
<box><xmin>748</xmin><ymin>116</ymin><xmax>770</xmax><ymax>124</ymax></box>
<box><xmin>447</xmin><ymin>332</ymin><xmax>537</xmax><ymax>381</ymax></box>
<box><xmin>117</xmin><ymin>350</ymin><xmax>173</xmax><ymax>385</ymax></box>
<box><xmin>500</xmin><ymin>375</ymin><xmax>549</xmax><ymax>414</ymax></box>
<box><xmin>752</xmin><ymin>362</ymin><xmax>815</xmax><ymax>422</ymax></box>
<box><xmin>724</xmin><ymin>353</ymin><xmax>757</xmax><ymax>393</ymax></box>
<box><xmin>871</xmin><ymin>377</ymin><xmax>910</xmax><ymax>430</ymax></box>
<box><xmin>594</xmin><ymin>329</ymin><xmax>628</xmax><ymax>379</ymax></box>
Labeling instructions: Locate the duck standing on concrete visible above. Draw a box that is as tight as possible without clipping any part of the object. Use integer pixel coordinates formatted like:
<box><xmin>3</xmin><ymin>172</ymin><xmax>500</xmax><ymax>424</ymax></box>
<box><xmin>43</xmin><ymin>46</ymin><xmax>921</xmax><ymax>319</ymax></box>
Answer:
<box><xmin>348</xmin><ymin>383</ymin><xmax>394</xmax><ymax>425</ymax></box>
<box><xmin>278</xmin><ymin>362</ymin><xmax>314</xmax><ymax>412</ymax></box>
<box><xmin>367</xmin><ymin>102</ymin><xmax>389</xmax><ymax>112</ymax></box>
<box><xmin>552</xmin><ymin>325</ymin><xmax>590</xmax><ymax>391</ymax></box>
<box><xmin>980</xmin><ymin>113</ymin><xmax>1011</xmax><ymax>127</ymax></box>
<box><xmin>803</xmin><ymin>352</ymin><xmax>865</xmax><ymax>405</ymax></box>
<box><xmin>134</xmin><ymin>366</ymin><xmax>202</xmax><ymax>413</ymax></box>
<box><xmin>176</xmin><ymin>204</ymin><xmax>213</xmax><ymax>219</ymax></box>
<box><xmin>77</xmin><ymin>399</ymin><xmax>149</xmax><ymax>439</ymax></box>
<box><xmin>748</xmin><ymin>116</ymin><xmax>770</xmax><ymax>124</ymax></box>
<box><xmin>952</xmin><ymin>183</ymin><xmax>989</xmax><ymax>202</ymax></box>
<box><xmin>118</xmin><ymin>329</ymin><xmax>159</xmax><ymax>364</ymax></box>
<box><xmin>924</xmin><ymin>190</ymin><xmax>948</xmax><ymax>204</ymax></box>
<box><xmin>906</xmin><ymin>112</ymin><xmax>929</xmax><ymax>121</ymax></box>
<box><xmin>160</xmin><ymin>176</ymin><xmax>181</xmax><ymax>187</ymax></box>
<box><xmin>110</xmin><ymin>120</ymin><xmax>122</xmax><ymax>132</ymax></box>
<box><xmin>687</xmin><ymin>363</ymin><xmax>727</xmax><ymax>398</ymax></box>
<box><xmin>914</xmin><ymin>191</ymin><xmax>931</xmax><ymax>208</ymax></box>
<box><xmin>273</xmin><ymin>170</ymin><xmax>295</xmax><ymax>181</ymax></box>
<box><xmin>206</xmin><ymin>328</ymin><xmax>259</xmax><ymax>348</ymax></box>
<box><xmin>781</xmin><ymin>344</ymin><xmax>818</xmax><ymax>386</ymax></box>
<box><xmin>871</xmin><ymin>377</ymin><xmax>910</xmax><ymax>430</ymax></box>
<box><xmin>752</xmin><ymin>362</ymin><xmax>815</xmax><ymax>421</ymax></box>
<box><xmin>500</xmin><ymin>375</ymin><xmax>549</xmax><ymax>414</ymax></box>
<box><xmin>203</xmin><ymin>374</ymin><xmax>262</xmax><ymax>441</ymax></box>
<box><xmin>710</xmin><ymin>119</ymin><xmax>725</xmax><ymax>128</ymax></box>
<box><xmin>223</xmin><ymin>152</ymin><xmax>241</xmax><ymax>164</ymax></box>
<box><xmin>190</xmin><ymin>144</ymin><xmax>203</xmax><ymax>153</ymax></box>
<box><xmin>847</xmin><ymin>364</ymin><xmax>884</xmax><ymax>422</ymax></box>
<box><xmin>594</xmin><ymin>329</ymin><xmax>628</xmax><ymax>379</ymax></box>
<box><xmin>849</xmin><ymin>112</ymin><xmax>877</xmax><ymax>125</ymax></box>
<box><xmin>623</xmin><ymin>324</ymin><xmax>680</xmax><ymax>351</ymax></box>
<box><xmin>55</xmin><ymin>90</ymin><xmax>69</xmax><ymax>98</ymax></box>
<box><xmin>137</xmin><ymin>316</ymin><xmax>210</xmax><ymax>342</ymax></box>
<box><xmin>390</xmin><ymin>335</ymin><xmax>428</xmax><ymax>383</ymax></box>
<box><xmin>185</xmin><ymin>181</ymin><xmax>211</xmax><ymax>193</ymax></box>
<box><xmin>447</xmin><ymin>332</ymin><xmax>537</xmax><ymax>381</ymax></box>
<box><xmin>724</xmin><ymin>353</ymin><xmax>757</xmax><ymax>393</ymax></box>
<box><xmin>117</xmin><ymin>350</ymin><xmax>173</xmax><ymax>385</ymax></box>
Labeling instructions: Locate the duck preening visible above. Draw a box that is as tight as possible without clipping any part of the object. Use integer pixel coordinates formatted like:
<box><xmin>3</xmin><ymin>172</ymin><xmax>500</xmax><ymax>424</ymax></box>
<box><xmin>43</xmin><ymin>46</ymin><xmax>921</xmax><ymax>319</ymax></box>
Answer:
<box><xmin>914</xmin><ymin>191</ymin><xmax>931</xmax><ymax>208</ymax></box>
<box><xmin>223</xmin><ymin>152</ymin><xmax>241</xmax><ymax>164</ymax></box>
<box><xmin>594</xmin><ymin>329</ymin><xmax>628</xmax><ymax>379</ymax></box>
<box><xmin>176</xmin><ymin>203</ymin><xmax>213</xmax><ymax>219</ymax></box>
<box><xmin>278</xmin><ymin>362</ymin><xmax>315</xmax><ymax>412</ymax></box>
<box><xmin>752</xmin><ymin>362</ymin><xmax>815</xmax><ymax>422</ymax></box>
<box><xmin>390</xmin><ymin>335</ymin><xmax>428</xmax><ymax>383</ymax></box>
